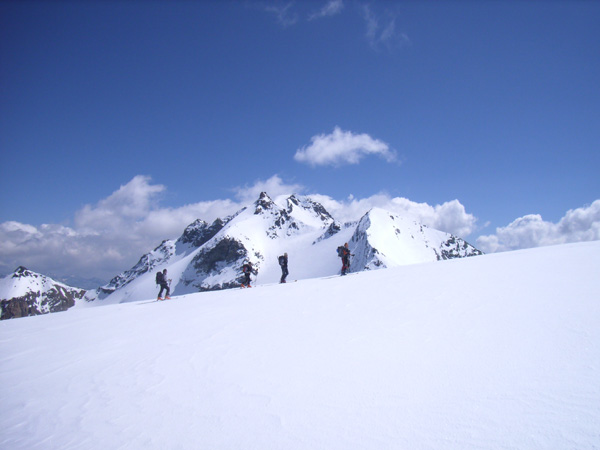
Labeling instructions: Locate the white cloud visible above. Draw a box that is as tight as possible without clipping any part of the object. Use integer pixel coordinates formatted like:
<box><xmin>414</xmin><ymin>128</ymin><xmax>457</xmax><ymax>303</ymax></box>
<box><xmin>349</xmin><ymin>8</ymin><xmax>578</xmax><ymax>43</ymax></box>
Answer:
<box><xmin>232</xmin><ymin>175</ymin><xmax>304</xmax><ymax>204</ymax></box>
<box><xmin>263</xmin><ymin>2</ymin><xmax>298</xmax><ymax>28</ymax></box>
<box><xmin>363</xmin><ymin>5</ymin><xmax>410</xmax><ymax>51</ymax></box>
<box><xmin>0</xmin><ymin>177</ymin><xmax>243</xmax><ymax>283</ymax></box>
<box><xmin>0</xmin><ymin>221</ymin><xmax>115</xmax><ymax>284</ymax></box>
<box><xmin>309</xmin><ymin>0</ymin><xmax>344</xmax><ymax>20</ymax></box>
<box><xmin>308</xmin><ymin>193</ymin><xmax>478</xmax><ymax>237</ymax></box>
<box><xmin>477</xmin><ymin>200</ymin><xmax>600</xmax><ymax>253</ymax></box>
<box><xmin>74</xmin><ymin>175</ymin><xmax>165</xmax><ymax>233</ymax></box>
<box><xmin>294</xmin><ymin>127</ymin><xmax>396</xmax><ymax>167</ymax></box>
<box><xmin>259</xmin><ymin>1</ymin><xmax>410</xmax><ymax>52</ymax></box>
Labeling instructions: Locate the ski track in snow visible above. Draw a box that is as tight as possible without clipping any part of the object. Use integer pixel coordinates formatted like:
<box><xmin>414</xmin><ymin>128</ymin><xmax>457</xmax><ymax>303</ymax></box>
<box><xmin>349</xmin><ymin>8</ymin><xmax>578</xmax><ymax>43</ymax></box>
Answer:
<box><xmin>1</xmin><ymin>241</ymin><xmax>600</xmax><ymax>449</ymax></box>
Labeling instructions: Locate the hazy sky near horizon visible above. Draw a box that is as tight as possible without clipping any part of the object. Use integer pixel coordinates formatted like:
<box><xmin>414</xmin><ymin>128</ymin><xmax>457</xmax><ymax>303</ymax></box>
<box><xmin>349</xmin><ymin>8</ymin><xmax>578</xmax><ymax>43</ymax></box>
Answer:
<box><xmin>1</xmin><ymin>0</ymin><xmax>599</xmax><ymax>281</ymax></box>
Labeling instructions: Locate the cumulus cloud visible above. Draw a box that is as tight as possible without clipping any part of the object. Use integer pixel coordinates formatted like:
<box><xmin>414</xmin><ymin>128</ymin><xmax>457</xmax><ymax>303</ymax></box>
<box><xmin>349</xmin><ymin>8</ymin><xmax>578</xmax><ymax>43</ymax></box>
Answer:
<box><xmin>294</xmin><ymin>127</ymin><xmax>396</xmax><ymax>167</ymax></box>
<box><xmin>309</xmin><ymin>0</ymin><xmax>344</xmax><ymax>20</ymax></box>
<box><xmin>476</xmin><ymin>200</ymin><xmax>600</xmax><ymax>253</ymax></box>
<box><xmin>0</xmin><ymin>176</ymin><xmax>243</xmax><ymax>283</ymax></box>
<box><xmin>232</xmin><ymin>175</ymin><xmax>304</xmax><ymax>204</ymax></box>
<box><xmin>309</xmin><ymin>193</ymin><xmax>478</xmax><ymax>237</ymax></box>
<box><xmin>74</xmin><ymin>175</ymin><xmax>165</xmax><ymax>233</ymax></box>
<box><xmin>0</xmin><ymin>221</ymin><xmax>118</xmax><ymax>285</ymax></box>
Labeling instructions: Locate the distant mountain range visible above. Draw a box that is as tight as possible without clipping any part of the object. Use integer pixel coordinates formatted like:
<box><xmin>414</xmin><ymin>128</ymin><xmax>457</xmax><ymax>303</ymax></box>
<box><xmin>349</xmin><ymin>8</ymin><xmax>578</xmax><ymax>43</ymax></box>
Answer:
<box><xmin>0</xmin><ymin>192</ymin><xmax>482</xmax><ymax>319</ymax></box>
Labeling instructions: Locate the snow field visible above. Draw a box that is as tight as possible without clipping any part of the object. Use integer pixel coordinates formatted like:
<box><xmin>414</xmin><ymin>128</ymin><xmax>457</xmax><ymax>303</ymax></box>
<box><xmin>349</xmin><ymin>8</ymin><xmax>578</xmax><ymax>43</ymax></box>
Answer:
<box><xmin>1</xmin><ymin>241</ymin><xmax>599</xmax><ymax>449</ymax></box>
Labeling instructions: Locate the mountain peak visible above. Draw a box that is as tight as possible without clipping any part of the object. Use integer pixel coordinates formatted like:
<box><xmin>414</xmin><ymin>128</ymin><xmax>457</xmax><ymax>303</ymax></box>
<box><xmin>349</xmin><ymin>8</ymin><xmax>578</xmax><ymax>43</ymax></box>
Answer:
<box><xmin>254</xmin><ymin>192</ymin><xmax>276</xmax><ymax>214</ymax></box>
<box><xmin>1</xmin><ymin>268</ymin><xmax>86</xmax><ymax>320</ymax></box>
<box><xmin>349</xmin><ymin>208</ymin><xmax>482</xmax><ymax>271</ymax></box>
<box><xmin>14</xmin><ymin>266</ymin><xmax>31</xmax><ymax>277</ymax></box>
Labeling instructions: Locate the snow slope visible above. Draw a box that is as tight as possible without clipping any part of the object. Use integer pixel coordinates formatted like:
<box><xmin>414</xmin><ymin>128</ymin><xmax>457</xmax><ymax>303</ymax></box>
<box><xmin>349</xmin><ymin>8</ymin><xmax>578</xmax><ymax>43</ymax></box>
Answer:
<box><xmin>1</xmin><ymin>241</ymin><xmax>599</xmax><ymax>449</ymax></box>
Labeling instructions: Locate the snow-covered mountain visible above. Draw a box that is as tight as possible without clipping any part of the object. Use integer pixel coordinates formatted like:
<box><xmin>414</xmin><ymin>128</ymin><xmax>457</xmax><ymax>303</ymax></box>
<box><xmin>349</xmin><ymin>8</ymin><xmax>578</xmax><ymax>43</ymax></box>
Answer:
<box><xmin>85</xmin><ymin>192</ymin><xmax>482</xmax><ymax>305</ymax></box>
<box><xmin>350</xmin><ymin>207</ymin><xmax>482</xmax><ymax>270</ymax></box>
<box><xmin>0</xmin><ymin>267</ymin><xmax>86</xmax><ymax>320</ymax></box>
<box><xmin>0</xmin><ymin>192</ymin><xmax>482</xmax><ymax>317</ymax></box>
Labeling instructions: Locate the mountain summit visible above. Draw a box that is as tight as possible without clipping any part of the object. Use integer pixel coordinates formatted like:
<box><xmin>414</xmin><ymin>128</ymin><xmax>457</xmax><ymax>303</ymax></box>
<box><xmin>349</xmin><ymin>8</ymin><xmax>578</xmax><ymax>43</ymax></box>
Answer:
<box><xmin>0</xmin><ymin>267</ymin><xmax>86</xmax><ymax>319</ymax></box>
<box><xmin>351</xmin><ymin>207</ymin><xmax>482</xmax><ymax>269</ymax></box>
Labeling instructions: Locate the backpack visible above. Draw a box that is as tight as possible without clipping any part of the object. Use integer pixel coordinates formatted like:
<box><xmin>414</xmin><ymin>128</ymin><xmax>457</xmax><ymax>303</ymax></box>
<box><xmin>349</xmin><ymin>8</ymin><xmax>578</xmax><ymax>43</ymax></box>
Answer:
<box><xmin>278</xmin><ymin>255</ymin><xmax>286</xmax><ymax>266</ymax></box>
<box><xmin>155</xmin><ymin>271</ymin><xmax>163</xmax><ymax>285</ymax></box>
<box><xmin>337</xmin><ymin>246</ymin><xmax>345</xmax><ymax>257</ymax></box>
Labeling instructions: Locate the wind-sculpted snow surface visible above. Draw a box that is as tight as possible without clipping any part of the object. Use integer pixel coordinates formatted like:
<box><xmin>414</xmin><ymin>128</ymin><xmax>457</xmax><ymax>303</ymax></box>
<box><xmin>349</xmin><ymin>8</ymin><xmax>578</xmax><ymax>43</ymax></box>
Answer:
<box><xmin>1</xmin><ymin>241</ymin><xmax>599</xmax><ymax>449</ymax></box>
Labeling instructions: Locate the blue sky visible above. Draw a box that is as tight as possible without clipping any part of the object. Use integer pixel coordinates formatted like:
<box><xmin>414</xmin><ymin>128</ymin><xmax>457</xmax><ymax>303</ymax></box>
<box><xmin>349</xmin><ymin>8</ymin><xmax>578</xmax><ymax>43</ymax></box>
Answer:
<box><xmin>1</xmin><ymin>0</ymin><xmax>599</xmax><ymax>282</ymax></box>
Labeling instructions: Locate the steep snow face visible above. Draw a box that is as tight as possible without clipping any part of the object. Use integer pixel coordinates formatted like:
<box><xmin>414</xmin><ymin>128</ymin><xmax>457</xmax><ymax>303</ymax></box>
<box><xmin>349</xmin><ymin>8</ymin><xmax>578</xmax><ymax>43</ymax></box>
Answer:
<box><xmin>350</xmin><ymin>208</ymin><xmax>482</xmax><ymax>271</ymax></box>
<box><xmin>0</xmin><ymin>267</ymin><xmax>86</xmax><ymax>319</ymax></box>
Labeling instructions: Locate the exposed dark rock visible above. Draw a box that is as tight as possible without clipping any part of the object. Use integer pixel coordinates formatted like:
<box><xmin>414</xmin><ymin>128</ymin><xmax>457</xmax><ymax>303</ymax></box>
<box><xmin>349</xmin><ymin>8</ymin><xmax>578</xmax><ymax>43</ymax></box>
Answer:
<box><xmin>254</xmin><ymin>192</ymin><xmax>276</xmax><ymax>215</ymax></box>
<box><xmin>179</xmin><ymin>218</ymin><xmax>226</xmax><ymax>247</ymax></box>
<box><xmin>192</xmin><ymin>237</ymin><xmax>247</xmax><ymax>274</ymax></box>
<box><xmin>438</xmin><ymin>236</ymin><xmax>484</xmax><ymax>260</ymax></box>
